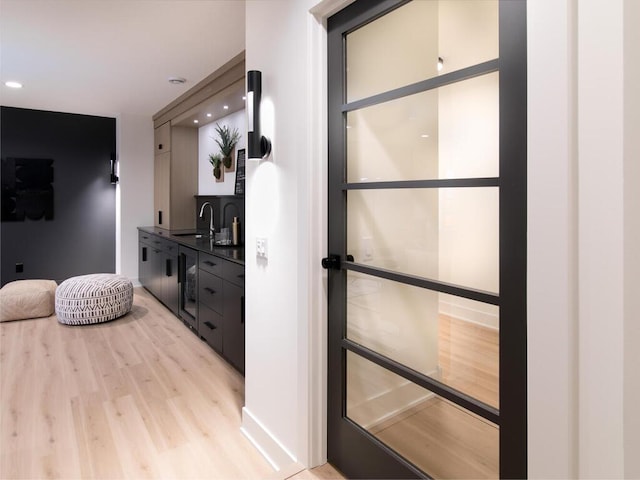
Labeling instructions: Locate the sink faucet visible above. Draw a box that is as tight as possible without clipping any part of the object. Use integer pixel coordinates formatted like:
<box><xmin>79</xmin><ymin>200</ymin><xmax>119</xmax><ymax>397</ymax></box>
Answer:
<box><xmin>199</xmin><ymin>201</ymin><xmax>215</xmax><ymax>237</ymax></box>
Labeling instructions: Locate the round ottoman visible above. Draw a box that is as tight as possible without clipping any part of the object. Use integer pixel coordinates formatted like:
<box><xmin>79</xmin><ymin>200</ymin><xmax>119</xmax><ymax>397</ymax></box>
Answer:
<box><xmin>55</xmin><ymin>274</ymin><xmax>133</xmax><ymax>326</ymax></box>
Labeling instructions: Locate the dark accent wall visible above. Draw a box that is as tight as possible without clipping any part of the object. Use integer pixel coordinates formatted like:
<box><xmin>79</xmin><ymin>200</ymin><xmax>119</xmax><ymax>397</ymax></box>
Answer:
<box><xmin>1</xmin><ymin>106</ymin><xmax>117</xmax><ymax>285</ymax></box>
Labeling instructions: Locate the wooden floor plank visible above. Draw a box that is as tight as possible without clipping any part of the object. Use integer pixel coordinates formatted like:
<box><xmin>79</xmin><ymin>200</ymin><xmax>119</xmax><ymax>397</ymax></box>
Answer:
<box><xmin>0</xmin><ymin>288</ymin><xmax>276</xmax><ymax>479</ymax></box>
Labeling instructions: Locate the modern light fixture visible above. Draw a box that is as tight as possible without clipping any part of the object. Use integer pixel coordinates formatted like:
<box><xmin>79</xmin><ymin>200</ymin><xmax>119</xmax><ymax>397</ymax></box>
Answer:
<box><xmin>193</xmin><ymin>119</ymin><xmax>199</xmax><ymax>124</ymax></box>
<box><xmin>168</xmin><ymin>76</ymin><xmax>186</xmax><ymax>85</ymax></box>
<box><xmin>437</xmin><ymin>57</ymin><xmax>444</xmax><ymax>72</ymax></box>
<box><xmin>206</xmin><ymin>113</ymin><xmax>212</xmax><ymax>118</ymax></box>
<box><xmin>247</xmin><ymin>70</ymin><xmax>272</xmax><ymax>159</ymax></box>
<box><xmin>5</xmin><ymin>81</ymin><xmax>23</xmax><ymax>89</ymax></box>
<box><xmin>223</xmin><ymin>105</ymin><xmax>229</xmax><ymax>110</ymax></box>
<box><xmin>110</xmin><ymin>154</ymin><xmax>119</xmax><ymax>184</ymax></box>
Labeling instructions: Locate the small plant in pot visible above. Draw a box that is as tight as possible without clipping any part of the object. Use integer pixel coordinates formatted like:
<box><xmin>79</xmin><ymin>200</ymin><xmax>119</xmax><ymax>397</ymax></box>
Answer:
<box><xmin>209</xmin><ymin>153</ymin><xmax>223</xmax><ymax>180</ymax></box>
<box><xmin>213</xmin><ymin>123</ymin><xmax>241</xmax><ymax>169</ymax></box>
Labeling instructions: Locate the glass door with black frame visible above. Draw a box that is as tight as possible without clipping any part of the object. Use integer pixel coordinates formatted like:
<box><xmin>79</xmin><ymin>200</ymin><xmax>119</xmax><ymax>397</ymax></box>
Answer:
<box><xmin>326</xmin><ymin>1</ymin><xmax>527</xmax><ymax>478</ymax></box>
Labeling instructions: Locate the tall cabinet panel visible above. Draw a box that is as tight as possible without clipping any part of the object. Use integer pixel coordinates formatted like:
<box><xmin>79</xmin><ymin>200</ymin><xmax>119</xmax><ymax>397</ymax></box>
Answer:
<box><xmin>153</xmin><ymin>122</ymin><xmax>197</xmax><ymax>230</ymax></box>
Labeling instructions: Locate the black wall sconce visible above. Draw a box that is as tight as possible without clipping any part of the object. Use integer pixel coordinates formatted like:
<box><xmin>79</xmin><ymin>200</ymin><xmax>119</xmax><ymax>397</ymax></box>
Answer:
<box><xmin>247</xmin><ymin>70</ymin><xmax>272</xmax><ymax>160</ymax></box>
<box><xmin>110</xmin><ymin>153</ymin><xmax>119</xmax><ymax>184</ymax></box>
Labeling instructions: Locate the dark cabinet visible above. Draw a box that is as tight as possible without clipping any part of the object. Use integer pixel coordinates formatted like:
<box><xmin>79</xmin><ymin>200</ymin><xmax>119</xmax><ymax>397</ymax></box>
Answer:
<box><xmin>198</xmin><ymin>252</ymin><xmax>245</xmax><ymax>374</ymax></box>
<box><xmin>138</xmin><ymin>231</ymin><xmax>179</xmax><ymax>316</ymax></box>
<box><xmin>162</xmin><ymin>241</ymin><xmax>179</xmax><ymax>316</ymax></box>
<box><xmin>223</xmin><ymin>281</ymin><xmax>244</xmax><ymax>373</ymax></box>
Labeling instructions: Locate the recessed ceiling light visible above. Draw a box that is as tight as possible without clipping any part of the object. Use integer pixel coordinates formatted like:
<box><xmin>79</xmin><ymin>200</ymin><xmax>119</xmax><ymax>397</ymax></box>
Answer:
<box><xmin>193</xmin><ymin>119</ymin><xmax>199</xmax><ymax>124</ymax></box>
<box><xmin>223</xmin><ymin>105</ymin><xmax>229</xmax><ymax>110</ymax></box>
<box><xmin>5</xmin><ymin>81</ymin><xmax>23</xmax><ymax>89</ymax></box>
<box><xmin>168</xmin><ymin>76</ymin><xmax>186</xmax><ymax>85</ymax></box>
<box><xmin>437</xmin><ymin>57</ymin><xmax>444</xmax><ymax>72</ymax></box>
<box><xmin>420</xmin><ymin>134</ymin><xmax>430</xmax><ymax>138</ymax></box>
<box><xmin>206</xmin><ymin>113</ymin><xmax>212</xmax><ymax>118</ymax></box>
<box><xmin>242</xmin><ymin>96</ymin><xmax>246</xmax><ymax>101</ymax></box>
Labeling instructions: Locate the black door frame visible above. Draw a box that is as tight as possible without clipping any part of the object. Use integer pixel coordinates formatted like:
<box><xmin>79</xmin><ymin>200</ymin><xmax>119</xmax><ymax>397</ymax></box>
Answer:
<box><xmin>326</xmin><ymin>1</ymin><xmax>527</xmax><ymax>478</ymax></box>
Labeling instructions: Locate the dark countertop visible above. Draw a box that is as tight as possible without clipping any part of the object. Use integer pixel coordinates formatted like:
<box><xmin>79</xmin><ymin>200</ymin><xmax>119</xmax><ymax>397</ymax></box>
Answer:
<box><xmin>138</xmin><ymin>226</ymin><xmax>245</xmax><ymax>266</ymax></box>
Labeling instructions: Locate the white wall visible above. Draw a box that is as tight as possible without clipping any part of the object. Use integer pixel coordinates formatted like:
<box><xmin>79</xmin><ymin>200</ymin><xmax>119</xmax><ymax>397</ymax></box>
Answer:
<box><xmin>528</xmin><ymin>0</ymin><xmax>640</xmax><ymax>477</ymax></box>
<box><xmin>243</xmin><ymin>0</ymin><xmax>320</xmax><ymax>470</ymax></box>
<box><xmin>197</xmin><ymin>110</ymin><xmax>246</xmax><ymax>196</ymax></box>
<box><xmin>623</xmin><ymin>0</ymin><xmax>640</xmax><ymax>476</ymax></box>
<box><xmin>116</xmin><ymin>114</ymin><xmax>154</xmax><ymax>283</ymax></box>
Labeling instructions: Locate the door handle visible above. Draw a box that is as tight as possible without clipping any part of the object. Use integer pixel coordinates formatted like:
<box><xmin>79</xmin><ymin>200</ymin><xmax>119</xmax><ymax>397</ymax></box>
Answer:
<box><xmin>321</xmin><ymin>254</ymin><xmax>341</xmax><ymax>270</ymax></box>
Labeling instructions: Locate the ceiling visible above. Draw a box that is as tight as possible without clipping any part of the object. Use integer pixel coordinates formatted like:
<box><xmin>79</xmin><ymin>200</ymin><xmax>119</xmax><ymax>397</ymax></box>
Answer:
<box><xmin>0</xmin><ymin>0</ymin><xmax>246</xmax><ymax>119</ymax></box>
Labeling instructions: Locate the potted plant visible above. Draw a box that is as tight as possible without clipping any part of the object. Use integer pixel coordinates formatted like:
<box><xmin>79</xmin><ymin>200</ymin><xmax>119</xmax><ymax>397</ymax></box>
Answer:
<box><xmin>213</xmin><ymin>123</ymin><xmax>241</xmax><ymax>169</ymax></box>
<box><xmin>208</xmin><ymin>153</ymin><xmax>223</xmax><ymax>180</ymax></box>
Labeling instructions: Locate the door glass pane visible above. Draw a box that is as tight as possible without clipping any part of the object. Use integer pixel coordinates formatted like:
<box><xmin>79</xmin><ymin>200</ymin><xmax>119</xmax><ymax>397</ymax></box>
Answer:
<box><xmin>347</xmin><ymin>272</ymin><xmax>499</xmax><ymax>408</ymax></box>
<box><xmin>346</xmin><ymin>72</ymin><xmax>499</xmax><ymax>183</ymax></box>
<box><xmin>346</xmin><ymin>0</ymin><xmax>498</xmax><ymax>102</ymax></box>
<box><xmin>347</xmin><ymin>187</ymin><xmax>499</xmax><ymax>293</ymax></box>
<box><xmin>346</xmin><ymin>351</ymin><xmax>498</xmax><ymax>479</ymax></box>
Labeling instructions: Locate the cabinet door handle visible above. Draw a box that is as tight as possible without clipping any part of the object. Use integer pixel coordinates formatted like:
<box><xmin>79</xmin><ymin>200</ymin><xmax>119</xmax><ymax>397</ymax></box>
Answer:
<box><xmin>241</xmin><ymin>295</ymin><xmax>245</xmax><ymax>325</ymax></box>
<box><xmin>158</xmin><ymin>210</ymin><xmax>163</xmax><ymax>225</ymax></box>
<box><xmin>178</xmin><ymin>255</ymin><xmax>185</xmax><ymax>284</ymax></box>
<box><xmin>204</xmin><ymin>260</ymin><xmax>216</xmax><ymax>267</ymax></box>
<box><xmin>204</xmin><ymin>287</ymin><xmax>216</xmax><ymax>295</ymax></box>
<box><xmin>166</xmin><ymin>258</ymin><xmax>172</xmax><ymax>277</ymax></box>
<box><xmin>158</xmin><ymin>143</ymin><xmax>163</xmax><ymax>150</ymax></box>
<box><xmin>204</xmin><ymin>321</ymin><xmax>216</xmax><ymax>330</ymax></box>
<box><xmin>142</xmin><ymin>246</ymin><xmax>147</xmax><ymax>262</ymax></box>
<box><xmin>237</xmin><ymin>274</ymin><xmax>245</xmax><ymax>280</ymax></box>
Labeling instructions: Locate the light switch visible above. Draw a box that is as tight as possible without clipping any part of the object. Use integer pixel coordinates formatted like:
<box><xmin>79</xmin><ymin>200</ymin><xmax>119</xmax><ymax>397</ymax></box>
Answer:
<box><xmin>256</xmin><ymin>237</ymin><xmax>268</xmax><ymax>258</ymax></box>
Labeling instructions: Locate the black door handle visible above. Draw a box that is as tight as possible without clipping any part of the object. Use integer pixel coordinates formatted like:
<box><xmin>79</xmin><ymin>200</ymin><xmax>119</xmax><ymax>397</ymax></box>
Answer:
<box><xmin>321</xmin><ymin>254</ymin><xmax>341</xmax><ymax>270</ymax></box>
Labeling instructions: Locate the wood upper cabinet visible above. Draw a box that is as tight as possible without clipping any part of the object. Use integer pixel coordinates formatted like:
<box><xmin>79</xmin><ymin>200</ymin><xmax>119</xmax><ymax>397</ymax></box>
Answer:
<box><xmin>153</xmin><ymin>123</ymin><xmax>197</xmax><ymax>230</ymax></box>
<box><xmin>154</xmin><ymin>121</ymin><xmax>171</xmax><ymax>154</ymax></box>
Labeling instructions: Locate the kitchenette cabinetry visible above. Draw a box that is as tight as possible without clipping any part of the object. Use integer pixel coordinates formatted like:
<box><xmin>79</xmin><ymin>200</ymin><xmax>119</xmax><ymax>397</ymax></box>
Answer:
<box><xmin>138</xmin><ymin>228</ymin><xmax>245</xmax><ymax>374</ymax></box>
<box><xmin>139</xmin><ymin>231</ymin><xmax>179</xmax><ymax>316</ymax></box>
<box><xmin>198</xmin><ymin>251</ymin><xmax>245</xmax><ymax>374</ymax></box>
<box><xmin>153</xmin><ymin>122</ymin><xmax>198</xmax><ymax>230</ymax></box>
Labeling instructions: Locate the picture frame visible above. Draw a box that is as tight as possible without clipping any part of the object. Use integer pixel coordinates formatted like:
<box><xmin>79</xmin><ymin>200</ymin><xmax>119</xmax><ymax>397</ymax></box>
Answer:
<box><xmin>234</xmin><ymin>149</ymin><xmax>246</xmax><ymax>196</ymax></box>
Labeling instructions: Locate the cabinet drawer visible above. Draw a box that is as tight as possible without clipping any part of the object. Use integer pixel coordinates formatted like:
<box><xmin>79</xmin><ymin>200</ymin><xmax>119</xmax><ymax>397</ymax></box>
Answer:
<box><xmin>199</xmin><ymin>304</ymin><xmax>223</xmax><ymax>353</ymax></box>
<box><xmin>138</xmin><ymin>230</ymin><xmax>155</xmax><ymax>246</ymax></box>
<box><xmin>199</xmin><ymin>253</ymin><xmax>225</xmax><ymax>277</ymax></box>
<box><xmin>223</xmin><ymin>261</ymin><xmax>245</xmax><ymax>287</ymax></box>
<box><xmin>161</xmin><ymin>239</ymin><xmax>178</xmax><ymax>255</ymax></box>
<box><xmin>199</xmin><ymin>270</ymin><xmax>223</xmax><ymax>313</ymax></box>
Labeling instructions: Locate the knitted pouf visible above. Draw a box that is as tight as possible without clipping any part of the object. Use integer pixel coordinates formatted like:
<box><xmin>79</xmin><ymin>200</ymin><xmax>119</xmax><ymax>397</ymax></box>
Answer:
<box><xmin>55</xmin><ymin>274</ymin><xmax>133</xmax><ymax>325</ymax></box>
<box><xmin>0</xmin><ymin>279</ymin><xmax>57</xmax><ymax>322</ymax></box>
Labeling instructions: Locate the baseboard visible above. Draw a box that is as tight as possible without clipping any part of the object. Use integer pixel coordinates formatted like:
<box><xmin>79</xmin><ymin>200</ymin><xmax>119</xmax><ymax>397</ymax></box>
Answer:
<box><xmin>241</xmin><ymin>407</ymin><xmax>297</xmax><ymax>473</ymax></box>
<box><xmin>348</xmin><ymin>380</ymin><xmax>433</xmax><ymax>432</ymax></box>
<box><xmin>439</xmin><ymin>298</ymin><xmax>499</xmax><ymax>330</ymax></box>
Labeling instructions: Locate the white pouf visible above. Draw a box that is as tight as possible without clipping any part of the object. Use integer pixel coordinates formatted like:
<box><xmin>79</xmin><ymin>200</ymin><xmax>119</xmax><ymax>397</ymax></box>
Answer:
<box><xmin>0</xmin><ymin>279</ymin><xmax>57</xmax><ymax>322</ymax></box>
<box><xmin>55</xmin><ymin>274</ymin><xmax>133</xmax><ymax>325</ymax></box>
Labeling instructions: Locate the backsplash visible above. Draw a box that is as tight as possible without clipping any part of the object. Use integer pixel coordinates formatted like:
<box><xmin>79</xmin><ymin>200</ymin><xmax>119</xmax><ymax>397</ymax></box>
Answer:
<box><xmin>195</xmin><ymin>195</ymin><xmax>245</xmax><ymax>245</ymax></box>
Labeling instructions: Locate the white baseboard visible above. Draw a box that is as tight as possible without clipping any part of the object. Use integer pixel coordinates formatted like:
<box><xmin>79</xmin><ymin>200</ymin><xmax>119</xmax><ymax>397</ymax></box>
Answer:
<box><xmin>439</xmin><ymin>299</ymin><xmax>499</xmax><ymax>330</ymax></box>
<box><xmin>349</xmin><ymin>380</ymin><xmax>433</xmax><ymax>431</ymax></box>
<box><xmin>241</xmin><ymin>407</ymin><xmax>297</xmax><ymax>473</ymax></box>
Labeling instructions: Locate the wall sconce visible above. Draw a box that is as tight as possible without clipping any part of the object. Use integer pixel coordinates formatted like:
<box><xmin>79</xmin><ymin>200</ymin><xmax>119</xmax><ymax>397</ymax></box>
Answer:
<box><xmin>247</xmin><ymin>70</ymin><xmax>272</xmax><ymax>160</ymax></box>
<box><xmin>110</xmin><ymin>153</ymin><xmax>119</xmax><ymax>184</ymax></box>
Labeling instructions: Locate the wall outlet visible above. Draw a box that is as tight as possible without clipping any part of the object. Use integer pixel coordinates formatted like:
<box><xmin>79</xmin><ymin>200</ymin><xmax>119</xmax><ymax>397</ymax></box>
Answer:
<box><xmin>256</xmin><ymin>237</ymin><xmax>268</xmax><ymax>259</ymax></box>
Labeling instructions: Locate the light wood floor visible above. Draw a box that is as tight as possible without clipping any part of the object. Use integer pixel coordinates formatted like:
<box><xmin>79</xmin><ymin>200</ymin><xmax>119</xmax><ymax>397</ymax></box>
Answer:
<box><xmin>0</xmin><ymin>287</ymin><xmax>342</xmax><ymax>480</ymax></box>
<box><xmin>367</xmin><ymin>315</ymin><xmax>499</xmax><ymax>479</ymax></box>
